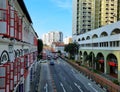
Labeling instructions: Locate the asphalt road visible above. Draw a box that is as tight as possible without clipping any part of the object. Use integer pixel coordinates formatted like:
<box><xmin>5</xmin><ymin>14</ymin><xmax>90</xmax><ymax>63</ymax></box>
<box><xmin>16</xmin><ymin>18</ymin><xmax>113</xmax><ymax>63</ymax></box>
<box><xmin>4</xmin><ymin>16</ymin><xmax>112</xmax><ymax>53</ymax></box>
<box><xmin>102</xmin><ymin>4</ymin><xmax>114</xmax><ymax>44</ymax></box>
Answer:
<box><xmin>38</xmin><ymin>61</ymin><xmax>53</xmax><ymax>92</ymax></box>
<box><xmin>38</xmin><ymin>58</ymin><xmax>105</xmax><ymax>92</ymax></box>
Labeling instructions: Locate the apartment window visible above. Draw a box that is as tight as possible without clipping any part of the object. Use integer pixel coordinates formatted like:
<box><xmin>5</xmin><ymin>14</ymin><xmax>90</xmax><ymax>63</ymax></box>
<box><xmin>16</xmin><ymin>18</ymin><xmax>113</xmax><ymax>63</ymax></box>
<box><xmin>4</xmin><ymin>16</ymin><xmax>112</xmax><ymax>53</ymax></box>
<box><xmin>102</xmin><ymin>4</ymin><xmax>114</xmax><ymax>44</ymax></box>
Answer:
<box><xmin>83</xmin><ymin>16</ymin><xmax>86</xmax><ymax>18</ymax></box>
<box><xmin>104</xmin><ymin>42</ymin><xmax>108</xmax><ymax>47</ymax></box>
<box><xmin>88</xmin><ymin>16</ymin><xmax>91</xmax><ymax>18</ymax></box>
<box><xmin>113</xmin><ymin>41</ymin><xmax>116</xmax><ymax>47</ymax></box>
<box><xmin>110</xmin><ymin>41</ymin><xmax>112</xmax><ymax>47</ymax></box>
<box><xmin>111</xmin><ymin>4</ymin><xmax>114</xmax><ymax>6</ymax></box>
<box><xmin>88</xmin><ymin>7</ymin><xmax>91</xmax><ymax>9</ymax></box>
<box><xmin>88</xmin><ymin>12</ymin><xmax>91</xmax><ymax>14</ymax></box>
<box><xmin>111</xmin><ymin>8</ymin><xmax>114</xmax><ymax>10</ymax></box>
<box><xmin>102</xmin><ymin>42</ymin><xmax>104</xmax><ymax>47</ymax></box>
<box><xmin>111</xmin><ymin>12</ymin><xmax>114</xmax><ymax>15</ymax></box>
<box><xmin>106</xmin><ymin>12</ymin><xmax>108</xmax><ymax>14</ymax></box>
<box><xmin>100</xmin><ymin>42</ymin><xmax>102</xmax><ymax>47</ymax></box>
<box><xmin>78</xmin><ymin>38</ymin><xmax>81</xmax><ymax>41</ymax></box>
<box><xmin>111</xmin><ymin>17</ymin><xmax>114</xmax><ymax>19</ymax></box>
<box><xmin>88</xmin><ymin>3</ymin><xmax>91</xmax><ymax>5</ymax></box>
<box><xmin>88</xmin><ymin>29</ymin><xmax>91</xmax><ymax>31</ymax></box>
<box><xmin>94</xmin><ymin>43</ymin><xmax>98</xmax><ymax>47</ymax></box>
<box><xmin>83</xmin><ymin>24</ymin><xmax>86</xmax><ymax>26</ymax></box>
<box><xmin>88</xmin><ymin>20</ymin><xmax>91</xmax><ymax>22</ymax></box>
<box><xmin>116</xmin><ymin>41</ymin><xmax>119</xmax><ymax>47</ymax></box>
<box><xmin>83</xmin><ymin>3</ymin><xmax>86</xmax><ymax>5</ymax></box>
<box><xmin>83</xmin><ymin>7</ymin><xmax>86</xmax><ymax>9</ymax></box>
<box><xmin>83</xmin><ymin>20</ymin><xmax>85</xmax><ymax>22</ymax></box>
<box><xmin>106</xmin><ymin>8</ymin><xmax>109</xmax><ymax>10</ymax></box>
<box><xmin>106</xmin><ymin>4</ymin><xmax>109</xmax><ymax>6</ymax></box>
<box><xmin>110</xmin><ymin>21</ymin><xmax>114</xmax><ymax>23</ymax></box>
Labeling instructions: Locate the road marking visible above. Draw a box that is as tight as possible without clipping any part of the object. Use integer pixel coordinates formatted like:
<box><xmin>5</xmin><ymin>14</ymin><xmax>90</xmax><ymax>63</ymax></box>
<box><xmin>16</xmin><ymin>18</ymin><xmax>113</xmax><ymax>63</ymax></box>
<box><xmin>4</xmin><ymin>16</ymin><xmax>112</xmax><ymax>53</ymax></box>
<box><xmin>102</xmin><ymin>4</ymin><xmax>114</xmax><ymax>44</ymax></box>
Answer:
<box><xmin>71</xmin><ymin>69</ymin><xmax>75</xmax><ymax>73</ymax></box>
<box><xmin>74</xmin><ymin>82</ymin><xmax>83</xmax><ymax>92</ymax></box>
<box><xmin>70</xmin><ymin>86</ymin><xmax>73</xmax><ymax>91</ymax></box>
<box><xmin>88</xmin><ymin>83</ymin><xmax>98</xmax><ymax>92</ymax></box>
<box><xmin>44</xmin><ymin>83</ymin><xmax>48</xmax><ymax>92</ymax></box>
<box><xmin>60</xmin><ymin>82</ymin><xmax>66</xmax><ymax>92</ymax></box>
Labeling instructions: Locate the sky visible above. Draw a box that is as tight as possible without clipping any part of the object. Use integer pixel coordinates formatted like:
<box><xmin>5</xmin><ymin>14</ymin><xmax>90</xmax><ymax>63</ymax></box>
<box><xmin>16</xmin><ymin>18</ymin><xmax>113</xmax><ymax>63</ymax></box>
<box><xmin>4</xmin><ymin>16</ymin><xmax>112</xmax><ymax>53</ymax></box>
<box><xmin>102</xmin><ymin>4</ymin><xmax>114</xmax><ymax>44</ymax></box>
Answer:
<box><xmin>24</xmin><ymin>0</ymin><xmax>72</xmax><ymax>39</ymax></box>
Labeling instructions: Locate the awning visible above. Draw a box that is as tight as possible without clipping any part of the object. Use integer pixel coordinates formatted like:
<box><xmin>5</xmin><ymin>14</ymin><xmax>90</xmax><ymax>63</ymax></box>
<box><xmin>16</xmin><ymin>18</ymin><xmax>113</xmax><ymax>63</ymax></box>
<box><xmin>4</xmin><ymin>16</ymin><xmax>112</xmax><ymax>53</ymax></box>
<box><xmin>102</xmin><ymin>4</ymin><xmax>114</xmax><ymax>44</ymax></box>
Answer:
<box><xmin>99</xmin><ymin>60</ymin><xmax>104</xmax><ymax>63</ymax></box>
<box><xmin>108</xmin><ymin>61</ymin><xmax>117</xmax><ymax>67</ymax></box>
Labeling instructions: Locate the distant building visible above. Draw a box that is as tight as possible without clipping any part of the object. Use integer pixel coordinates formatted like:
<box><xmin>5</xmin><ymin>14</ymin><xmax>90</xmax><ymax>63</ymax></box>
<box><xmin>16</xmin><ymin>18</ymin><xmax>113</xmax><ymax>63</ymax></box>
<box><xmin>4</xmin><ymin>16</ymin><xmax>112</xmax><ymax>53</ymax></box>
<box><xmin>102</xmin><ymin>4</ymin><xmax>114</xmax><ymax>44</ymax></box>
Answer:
<box><xmin>42</xmin><ymin>31</ymin><xmax>63</xmax><ymax>46</ymax></box>
<box><xmin>51</xmin><ymin>42</ymin><xmax>65</xmax><ymax>53</ymax></box>
<box><xmin>63</xmin><ymin>36</ymin><xmax>72</xmax><ymax>45</ymax></box>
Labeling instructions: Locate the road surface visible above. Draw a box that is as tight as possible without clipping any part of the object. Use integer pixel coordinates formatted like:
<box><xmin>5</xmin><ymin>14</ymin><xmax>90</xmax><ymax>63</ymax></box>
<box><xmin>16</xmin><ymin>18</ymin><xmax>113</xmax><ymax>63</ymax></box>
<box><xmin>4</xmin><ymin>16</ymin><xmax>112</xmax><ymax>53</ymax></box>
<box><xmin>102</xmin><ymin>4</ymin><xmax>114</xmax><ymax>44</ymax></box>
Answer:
<box><xmin>38</xmin><ymin>58</ymin><xmax>105</xmax><ymax>92</ymax></box>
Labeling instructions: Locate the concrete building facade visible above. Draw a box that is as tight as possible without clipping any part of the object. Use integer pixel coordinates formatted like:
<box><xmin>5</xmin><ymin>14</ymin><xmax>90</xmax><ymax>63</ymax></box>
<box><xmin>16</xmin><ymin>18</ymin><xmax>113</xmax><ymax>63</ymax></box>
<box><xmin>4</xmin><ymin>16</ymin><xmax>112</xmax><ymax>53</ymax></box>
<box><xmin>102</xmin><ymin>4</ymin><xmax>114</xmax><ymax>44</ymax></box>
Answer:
<box><xmin>0</xmin><ymin>0</ymin><xmax>38</xmax><ymax>92</ymax></box>
<box><xmin>73</xmin><ymin>0</ymin><xmax>120</xmax><ymax>36</ymax></box>
<box><xmin>72</xmin><ymin>0</ymin><xmax>120</xmax><ymax>81</ymax></box>
<box><xmin>63</xmin><ymin>36</ymin><xmax>72</xmax><ymax>45</ymax></box>
<box><xmin>42</xmin><ymin>31</ymin><xmax>63</xmax><ymax>46</ymax></box>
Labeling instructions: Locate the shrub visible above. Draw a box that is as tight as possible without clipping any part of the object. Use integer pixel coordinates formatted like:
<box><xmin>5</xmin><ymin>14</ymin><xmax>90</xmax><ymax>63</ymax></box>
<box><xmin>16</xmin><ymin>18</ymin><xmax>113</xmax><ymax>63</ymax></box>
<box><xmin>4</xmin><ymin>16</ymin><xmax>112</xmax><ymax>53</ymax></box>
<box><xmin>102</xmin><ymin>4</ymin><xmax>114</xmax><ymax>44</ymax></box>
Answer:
<box><xmin>113</xmin><ymin>79</ymin><xmax>119</xmax><ymax>85</ymax></box>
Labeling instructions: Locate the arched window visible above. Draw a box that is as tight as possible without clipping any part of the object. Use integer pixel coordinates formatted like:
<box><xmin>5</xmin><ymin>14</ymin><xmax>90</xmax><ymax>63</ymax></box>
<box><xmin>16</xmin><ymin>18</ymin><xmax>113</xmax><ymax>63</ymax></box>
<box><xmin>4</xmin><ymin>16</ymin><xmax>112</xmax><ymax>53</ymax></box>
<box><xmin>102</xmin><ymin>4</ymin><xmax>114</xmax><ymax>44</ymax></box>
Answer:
<box><xmin>78</xmin><ymin>38</ymin><xmax>81</xmax><ymax>41</ymax></box>
<box><xmin>86</xmin><ymin>36</ymin><xmax>90</xmax><ymax>40</ymax></box>
<box><xmin>92</xmin><ymin>34</ymin><xmax>98</xmax><ymax>39</ymax></box>
<box><xmin>0</xmin><ymin>50</ymin><xmax>9</xmax><ymax>64</ymax></box>
<box><xmin>100</xmin><ymin>32</ymin><xmax>108</xmax><ymax>37</ymax></box>
<box><xmin>82</xmin><ymin>37</ymin><xmax>85</xmax><ymax>40</ymax></box>
<box><xmin>111</xmin><ymin>28</ymin><xmax>120</xmax><ymax>35</ymax></box>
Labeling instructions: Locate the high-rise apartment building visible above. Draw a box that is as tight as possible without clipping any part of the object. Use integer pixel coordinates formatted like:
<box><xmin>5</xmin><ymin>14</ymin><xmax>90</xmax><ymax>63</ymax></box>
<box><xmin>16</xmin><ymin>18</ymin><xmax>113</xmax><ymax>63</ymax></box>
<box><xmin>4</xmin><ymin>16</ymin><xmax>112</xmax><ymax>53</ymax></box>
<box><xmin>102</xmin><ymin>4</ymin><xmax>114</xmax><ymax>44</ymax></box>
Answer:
<box><xmin>73</xmin><ymin>0</ymin><xmax>120</xmax><ymax>36</ymax></box>
<box><xmin>63</xmin><ymin>36</ymin><xmax>72</xmax><ymax>45</ymax></box>
<box><xmin>72</xmin><ymin>0</ymin><xmax>120</xmax><ymax>81</ymax></box>
<box><xmin>42</xmin><ymin>31</ymin><xmax>63</xmax><ymax>46</ymax></box>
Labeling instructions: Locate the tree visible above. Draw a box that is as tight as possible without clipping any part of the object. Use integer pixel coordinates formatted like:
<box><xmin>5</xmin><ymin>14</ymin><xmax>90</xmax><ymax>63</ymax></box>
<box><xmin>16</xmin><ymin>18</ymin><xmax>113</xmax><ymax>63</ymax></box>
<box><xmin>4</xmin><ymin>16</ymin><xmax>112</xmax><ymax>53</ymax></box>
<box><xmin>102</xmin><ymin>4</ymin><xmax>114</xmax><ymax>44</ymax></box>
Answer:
<box><xmin>57</xmin><ymin>50</ymin><xmax>61</xmax><ymax>55</ymax></box>
<box><xmin>64</xmin><ymin>42</ymin><xmax>79</xmax><ymax>59</ymax></box>
<box><xmin>37</xmin><ymin>39</ymin><xmax>43</xmax><ymax>54</ymax></box>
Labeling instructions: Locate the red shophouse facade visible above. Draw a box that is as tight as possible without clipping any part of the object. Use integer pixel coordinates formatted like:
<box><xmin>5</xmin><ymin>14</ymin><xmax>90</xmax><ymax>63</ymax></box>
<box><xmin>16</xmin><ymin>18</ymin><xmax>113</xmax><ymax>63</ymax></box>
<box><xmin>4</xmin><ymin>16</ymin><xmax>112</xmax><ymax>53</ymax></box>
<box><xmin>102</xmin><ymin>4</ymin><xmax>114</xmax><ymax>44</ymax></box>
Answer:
<box><xmin>0</xmin><ymin>0</ymin><xmax>38</xmax><ymax>92</ymax></box>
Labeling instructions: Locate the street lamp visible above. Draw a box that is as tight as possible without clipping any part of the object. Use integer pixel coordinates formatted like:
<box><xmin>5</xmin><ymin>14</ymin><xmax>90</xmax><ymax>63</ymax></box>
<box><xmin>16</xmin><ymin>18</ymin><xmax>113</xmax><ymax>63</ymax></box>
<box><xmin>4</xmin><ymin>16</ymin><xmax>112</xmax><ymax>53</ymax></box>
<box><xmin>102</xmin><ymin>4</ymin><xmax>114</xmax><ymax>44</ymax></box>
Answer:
<box><xmin>91</xmin><ymin>38</ymin><xmax>93</xmax><ymax>72</ymax></box>
<box><xmin>87</xmin><ymin>33</ymin><xmax>94</xmax><ymax>72</ymax></box>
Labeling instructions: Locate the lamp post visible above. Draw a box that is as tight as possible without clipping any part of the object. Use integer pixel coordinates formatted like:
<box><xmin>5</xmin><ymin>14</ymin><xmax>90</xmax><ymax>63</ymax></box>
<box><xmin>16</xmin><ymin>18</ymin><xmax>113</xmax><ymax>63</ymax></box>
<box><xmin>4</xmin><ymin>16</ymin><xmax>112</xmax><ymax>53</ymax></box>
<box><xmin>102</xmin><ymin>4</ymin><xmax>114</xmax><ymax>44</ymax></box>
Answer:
<box><xmin>75</xmin><ymin>47</ymin><xmax>78</xmax><ymax>61</ymax></box>
<box><xmin>87</xmin><ymin>33</ymin><xmax>94</xmax><ymax>72</ymax></box>
<box><xmin>91</xmin><ymin>38</ymin><xmax>93</xmax><ymax>72</ymax></box>
<box><xmin>74</xmin><ymin>42</ymin><xmax>79</xmax><ymax>62</ymax></box>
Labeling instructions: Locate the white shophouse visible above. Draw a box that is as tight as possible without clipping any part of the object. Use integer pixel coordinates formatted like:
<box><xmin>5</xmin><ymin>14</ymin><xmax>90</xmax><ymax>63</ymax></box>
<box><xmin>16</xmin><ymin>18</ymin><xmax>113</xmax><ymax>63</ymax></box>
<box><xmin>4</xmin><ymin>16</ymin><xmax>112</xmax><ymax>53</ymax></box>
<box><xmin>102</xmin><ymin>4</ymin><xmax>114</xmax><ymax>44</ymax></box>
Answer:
<box><xmin>0</xmin><ymin>0</ymin><xmax>38</xmax><ymax>92</ymax></box>
<box><xmin>73</xmin><ymin>21</ymin><xmax>120</xmax><ymax>81</ymax></box>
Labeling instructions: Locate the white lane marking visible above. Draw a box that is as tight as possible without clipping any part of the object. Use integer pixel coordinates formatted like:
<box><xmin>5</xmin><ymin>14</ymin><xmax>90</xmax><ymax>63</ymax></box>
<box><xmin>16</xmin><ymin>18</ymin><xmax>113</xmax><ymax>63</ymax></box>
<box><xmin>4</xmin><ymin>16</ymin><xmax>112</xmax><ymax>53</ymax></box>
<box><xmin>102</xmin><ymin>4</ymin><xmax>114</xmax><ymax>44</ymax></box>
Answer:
<box><xmin>71</xmin><ymin>69</ymin><xmax>75</xmax><ymax>73</ymax></box>
<box><xmin>70</xmin><ymin>86</ymin><xmax>73</xmax><ymax>91</ymax></box>
<box><xmin>74</xmin><ymin>82</ymin><xmax>83</xmax><ymax>92</ymax></box>
<box><xmin>88</xmin><ymin>83</ymin><xmax>98</xmax><ymax>92</ymax></box>
<box><xmin>44</xmin><ymin>83</ymin><xmax>48</xmax><ymax>92</ymax></box>
<box><xmin>60</xmin><ymin>82</ymin><xmax>66</xmax><ymax>92</ymax></box>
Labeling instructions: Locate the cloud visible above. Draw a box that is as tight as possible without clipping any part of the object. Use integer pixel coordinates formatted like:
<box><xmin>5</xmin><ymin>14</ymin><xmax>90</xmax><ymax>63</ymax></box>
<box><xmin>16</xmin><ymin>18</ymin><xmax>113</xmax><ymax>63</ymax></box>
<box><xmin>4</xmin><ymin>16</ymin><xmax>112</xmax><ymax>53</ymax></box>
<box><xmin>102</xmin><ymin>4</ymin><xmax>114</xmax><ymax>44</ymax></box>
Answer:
<box><xmin>51</xmin><ymin>0</ymin><xmax>72</xmax><ymax>9</ymax></box>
